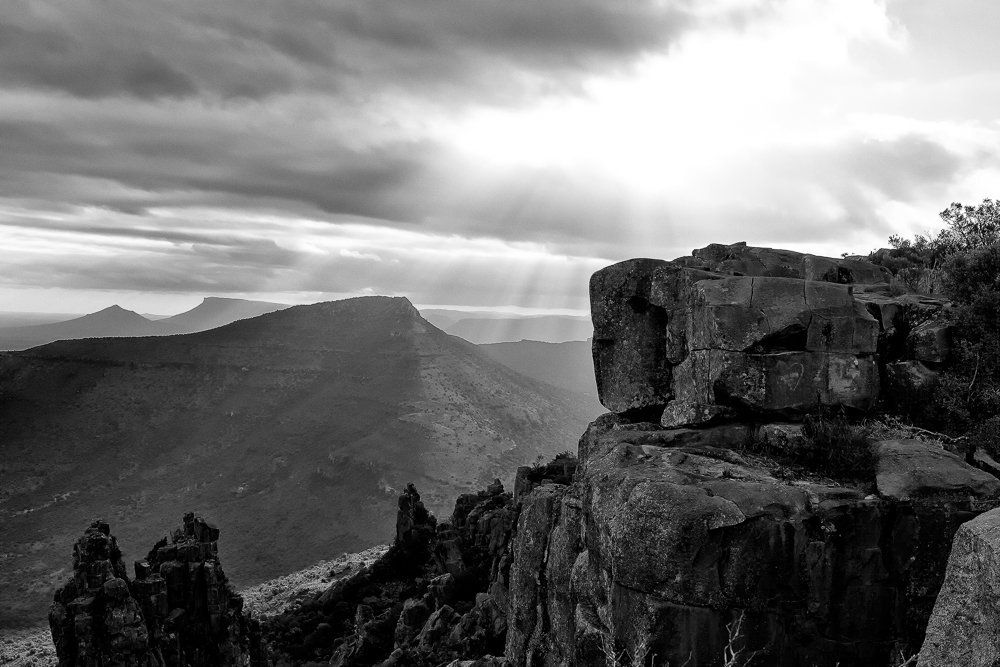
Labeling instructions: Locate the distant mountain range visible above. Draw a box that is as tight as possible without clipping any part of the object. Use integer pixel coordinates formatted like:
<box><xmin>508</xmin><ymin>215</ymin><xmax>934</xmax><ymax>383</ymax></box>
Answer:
<box><xmin>0</xmin><ymin>297</ymin><xmax>289</xmax><ymax>350</ymax></box>
<box><xmin>419</xmin><ymin>309</ymin><xmax>592</xmax><ymax>344</ymax></box>
<box><xmin>0</xmin><ymin>296</ymin><xmax>596</xmax><ymax>628</ymax></box>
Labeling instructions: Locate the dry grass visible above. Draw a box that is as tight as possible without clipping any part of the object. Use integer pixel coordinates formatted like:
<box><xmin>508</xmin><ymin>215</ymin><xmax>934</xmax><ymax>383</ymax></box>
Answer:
<box><xmin>241</xmin><ymin>544</ymin><xmax>388</xmax><ymax>619</ymax></box>
<box><xmin>0</xmin><ymin>627</ymin><xmax>57</xmax><ymax>667</ymax></box>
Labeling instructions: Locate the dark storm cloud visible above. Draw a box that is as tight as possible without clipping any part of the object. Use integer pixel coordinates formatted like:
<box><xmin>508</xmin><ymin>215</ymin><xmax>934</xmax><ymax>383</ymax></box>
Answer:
<box><xmin>0</xmin><ymin>104</ymin><xmax>638</xmax><ymax>248</ymax></box>
<box><xmin>0</xmin><ymin>0</ymin><xmax>693</xmax><ymax>102</ymax></box>
<box><xmin>0</xmin><ymin>20</ymin><xmax>197</xmax><ymax>99</ymax></box>
<box><xmin>0</xmin><ymin>217</ymin><xmax>242</xmax><ymax>247</ymax></box>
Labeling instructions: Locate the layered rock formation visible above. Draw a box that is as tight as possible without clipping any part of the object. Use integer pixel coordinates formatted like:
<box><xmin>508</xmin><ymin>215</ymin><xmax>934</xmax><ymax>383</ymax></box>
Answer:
<box><xmin>265</xmin><ymin>481</ymin><xmax>527</xmax><ymax>666</ymax></box>
<box><xmin>48</xmin><ymin>515</ymin><xmax>267</xmax><ymax>667</ymax></box>
<box><xmin>491</xmin><ymin>244</ymin><xmax>995</xmax><ymax>666</ymax></box>
<box><xmin>503</xmin><ymin>418</ymin><xmax>1000</xmax><ymax>666</ymax></box>
<box><xmin>591</xmin><ymin>242</ymin><xmax>951</xmax><ymax>427</ymax></box>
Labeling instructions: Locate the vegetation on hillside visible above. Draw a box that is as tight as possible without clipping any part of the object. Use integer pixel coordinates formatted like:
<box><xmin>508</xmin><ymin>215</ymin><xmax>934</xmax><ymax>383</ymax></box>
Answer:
<box><xmin>869</xmin><ymin>198</ymin><xmax>1000</xmax><ymax>443</ymax></box>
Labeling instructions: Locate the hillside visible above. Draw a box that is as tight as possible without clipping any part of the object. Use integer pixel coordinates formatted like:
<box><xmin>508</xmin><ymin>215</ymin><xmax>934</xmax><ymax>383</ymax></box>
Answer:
<box><xmin>479</xmin><ymin>338</ymin><xmax>603</xmax><ymax>416</ymax></box>
<box><xmin>445</xmin><ymin>315</ymin><xmax>592</xmax><ymax>344</ymax></box>
<box><xmin>0</xmin><ymin>296</ymin><xmax>593</xmax><ymax>629</ymax></box>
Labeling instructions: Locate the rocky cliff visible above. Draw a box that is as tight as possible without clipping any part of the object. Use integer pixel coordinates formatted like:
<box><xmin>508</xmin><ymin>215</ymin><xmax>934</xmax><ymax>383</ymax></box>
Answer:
<box><xmin>495</xmin><ymin>243</ymin><xmax>997</xmax><ymax>667</ymax></box>
<box><xmin>591</xmin><ymin>242</ymin><xmax>951</xmax><ymax>426</ymax></box>
<box><xmin>48</xmin><ymin>244</ymin><xmax>995</xmax><ymax>666</ymax></box>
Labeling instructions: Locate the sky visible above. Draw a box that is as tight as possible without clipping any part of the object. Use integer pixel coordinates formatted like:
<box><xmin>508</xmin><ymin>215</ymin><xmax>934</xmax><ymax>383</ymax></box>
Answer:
<box><xmin>1</xmin><ymin>0</ymin><xmax>998</xmax><ymax>315</ymax></box>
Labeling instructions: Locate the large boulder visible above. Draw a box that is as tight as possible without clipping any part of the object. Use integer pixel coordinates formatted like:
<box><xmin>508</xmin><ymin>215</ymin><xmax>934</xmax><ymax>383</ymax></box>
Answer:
<box><xmin>920</xmin><ymin>508</ymin><xmax>1000</xmax><ymax>666</ymax></box>
<box><xmin>675</xmin><ymin>242</ymin><xmax>892</xmax><ymax>284</ymax></box>
<box><xmin>876</xmin><ymin>440</ymin><xmax>1000</xmax><ymax>500</ymax></box>
<box><xmin>591</xmin><ymin>244</ymin><xmax>951</xmax><ymax>426</ymax></box>
<box><xmin>592</xmin><ymin>250</ymin><xmax>882</xmax><ymax>426</ymax></box>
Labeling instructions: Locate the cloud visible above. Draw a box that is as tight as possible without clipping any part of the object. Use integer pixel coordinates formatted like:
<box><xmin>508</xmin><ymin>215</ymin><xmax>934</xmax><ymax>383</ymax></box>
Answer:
<box><xmin>0</xmin><ymin>21</ymin><xmax>197</xmax><ymax>99</ymax></box>
<box><xmin>2</xmin><ymin>0</ymin><xmax>1000</xmax><ymax>312</ymax></box>
<box><xmin>0</xmin><ymin>0</ymin><xmax>695</xmax><ymax>102</ymax></box>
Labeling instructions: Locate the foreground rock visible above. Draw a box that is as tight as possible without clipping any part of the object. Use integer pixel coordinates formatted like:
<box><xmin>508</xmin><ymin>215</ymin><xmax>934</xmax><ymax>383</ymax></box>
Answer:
<box><xmin>920</xmin><ymin>508</ymin><xmax>1000</xmax><ymax>666</ymax></box>
<box><xmin>264</xmin><ymin>481</ymin><xmax>527</xmax><ymax>666</ymax></box>
<box><xmin>48</xmin><ymin>515</ymin><xmax>267</xmax><ymax>667</ymax></box>
<box><xmin>591</xmin><ymin>242</ymin><xmax>950</xmax><ymax>426</ymax></box>
<box><xmin>499</xmin><ymin>415</ymin><xmax>1000</xmax><ymax>667</ymax></box>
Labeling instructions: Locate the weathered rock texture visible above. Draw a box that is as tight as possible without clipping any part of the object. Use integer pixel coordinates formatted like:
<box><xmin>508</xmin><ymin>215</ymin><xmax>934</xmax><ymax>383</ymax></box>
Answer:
<box><xmin>48</xmin><ymin>516</ymin><xmax>267</xmax><ymax>667</ymax></box>
<box><xmin>265</xmin><ymin>481</ymin><xmax>527</xmax><ymax>666</ymax></box>
<box><xmin>501</xmin><ymin>415</ymin><xmax>1000</xmax><ymax>667</ymax></box>
<box><xmin>919</xmin><ymin>508</ymin><xmax>1000</xmax><ymax>666</ymax></box>
<box><xmin>591</xmin><ymin>242</ymin><xmax>951</xmax><ymax>426</ymax></box>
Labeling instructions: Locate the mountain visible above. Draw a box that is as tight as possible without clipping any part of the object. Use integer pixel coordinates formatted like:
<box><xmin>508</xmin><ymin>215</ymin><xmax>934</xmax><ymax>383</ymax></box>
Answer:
<box><xmin>0</xmin><ymin>312</ymin><xmax>82</xmax><ymax>329</ymax></box>
<box><xmin>478</xmin><ymin>338</ymin><xmax>603</xmax><ymax>416</ymax></box>
<box><xmin>445</xmin><ymin>315</ymin><xmax>592</xmax><ymax>344</ymax></box>
<box><xmin>0</xmin><ymin>298</ymin><xmax>290</xmax><ymax>351</ymax></box>
<box><xmin>157</xmin><ymin>297</ymin><xmax>288</xmax><ymax>333</ymax></box>
<box><xmin>0</xmin><ymin>296</ymin><xmax>593</xmax><ymax>628</ymax></box>
<box><xmin>0</xmin><ymin>305</ymin><xmax>165</xmax><ymax>350</ymax></box>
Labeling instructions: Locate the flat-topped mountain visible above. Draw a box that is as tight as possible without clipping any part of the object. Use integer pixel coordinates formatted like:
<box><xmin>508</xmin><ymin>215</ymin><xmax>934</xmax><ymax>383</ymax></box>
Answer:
<box><xmin>156</xmin><ymin>296</ymin><xmax>288</xmax><ymax>334</ymax></box>
<box><xmin>0</xmin><ymin>296</ymin><xmax>593</xmax><ymax>628</ymax></box>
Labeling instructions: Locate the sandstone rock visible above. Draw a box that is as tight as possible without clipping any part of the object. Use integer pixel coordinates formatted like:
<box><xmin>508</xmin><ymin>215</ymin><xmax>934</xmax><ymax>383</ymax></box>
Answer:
<box><xmin>49</xmin><ymin>516</ymin><xmax>267</xmax><ymax>667</ymax></box>
<box><xmin>503</xmin><ymin>417</ymin><xmax>1000</xmax><ymax>667</ymax></box>
<box><xmin>907</xmin><ymin>318</ymin><xmax>952</xmax><ymax>363</ymax></box>
<box><xmin>417</xmin><ymin>605</ymin><xmax>459</xmax><ymax>649</ymax></box>
<box><xmin>591</xmin><ymin>251</ymin><xmax>884</xmax><ymax>425</ymax></box>
<box><xmin>48</xmin><ymin>521</ymin><xmax>151</xmax><ymax>667</ymax></box>
<box><xmin>265</xmin><ymin>478</ymin><xmax>544</xmax><ymax>665</ymax></box>
<box><xmin>394</xmin><ymin>595</ymin><xmax>433</xmax><ymax>648</ymax></box>
<box><xmin>876</xmin><ymin>439</ymin><xmax>1000</xmax><ymax>500</ymax></box>
<box><xmin>757</xmin><ymin>422</ymin><xmax>806</xmax><ymax>454</ymax></box>
<box><xmin>677</xmin><ymin>242</ymin><xmax>892</xmax><ymax>284</ymax></box>
<box><xmin>920</xmin><ymin>508</ymin><xmax>1000</xmax><ymax>666</ymax></box>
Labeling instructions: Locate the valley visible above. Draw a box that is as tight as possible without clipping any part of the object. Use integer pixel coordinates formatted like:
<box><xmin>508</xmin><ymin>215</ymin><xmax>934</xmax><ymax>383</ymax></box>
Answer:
<box><xmin>0</xmin><ymin>296</ymin><xmax>596</xmax><ymax>629</ymax></box>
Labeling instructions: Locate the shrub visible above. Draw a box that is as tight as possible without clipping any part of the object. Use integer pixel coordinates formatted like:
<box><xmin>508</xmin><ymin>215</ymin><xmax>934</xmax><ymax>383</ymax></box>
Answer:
<box><xmin>872</xmin><ymin>199</ymin><xmax>1000</xmax><ymax>438</ymax></box>
<box><xmin>737</xmin><ymin>414</ymin><xmax>878</xmax><ymax>483</ymax></box>
<box><xmin>799</xmin><ymin>411</ymin><xmax>878</xmax><ymax>481</ymax></box>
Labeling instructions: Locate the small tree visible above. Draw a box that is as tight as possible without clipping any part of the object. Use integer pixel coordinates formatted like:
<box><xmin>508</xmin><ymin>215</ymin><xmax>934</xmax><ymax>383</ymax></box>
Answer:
<box><xmin>937</xmin><ymin>199</ymin><xmax>1000</xmax><ymax>252</ymax></box>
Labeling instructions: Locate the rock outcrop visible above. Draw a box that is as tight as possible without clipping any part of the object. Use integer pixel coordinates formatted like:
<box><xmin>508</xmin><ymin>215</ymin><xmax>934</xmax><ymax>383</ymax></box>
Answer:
<box><xmin>265</xmin><ymin>481</ymin><xmax>525</xmax><ymax>666</ymax></box>
<box><xmin>591</xmin><ymin>242</ymin><xmax>951</xmax><ymax>427</ymax></box>
<box><xmin>502</xmin><ymin>416</ymin><xmax>1000</xmax><ymax>667</ymax></box>
<box><xmin>920</xmin><ymin>507</ymin><xmax>1000</xmax><ymax>666</ymax></box>
<box><xmin>491</xmin><ymin>244</ymin><xmax>993</xmax><ymax>667</ymax></box>
<box><xmin>48</xmin><ymin>515</ymin><xmax>267</xmax><ymax>667</ymax></box>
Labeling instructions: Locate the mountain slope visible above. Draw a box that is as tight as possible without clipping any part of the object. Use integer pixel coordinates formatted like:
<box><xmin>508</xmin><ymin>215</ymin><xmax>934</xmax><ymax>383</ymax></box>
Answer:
<box><xmin>0</xmin><ymin>305</ymin><xmax>164</xmax><ymax>350</ymax></box>
<box><xmin>479</xmin><ymin>338</ymin><xmax>602</xmax><ymax>415</ymax></box>
<box><xmin>445</xmin><ymin>315</ymin><xmax>592</xmax><ymax>344</ymax></box>
<box><xmin>157</xmin><ymin>297</ymin><xmax>289</xmax><ymax>333</ymax></box>
<box><xmin>0</xmin><ymin>296</ymin><xmax>593</xmax><ymax>628</ymax></box>
<box><xmin>0</xmin><ymin>299</ymin><xmax>291</xmax><ymax>351</ymax></box>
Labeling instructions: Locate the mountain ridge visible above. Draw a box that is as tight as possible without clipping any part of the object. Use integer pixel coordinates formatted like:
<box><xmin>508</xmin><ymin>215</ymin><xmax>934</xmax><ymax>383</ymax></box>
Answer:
<box><xmin>0</xmin><ymin>296</ymin><xmax>595</xmax><ymax>628</ymax></box>
<box><xmin>0</xmin><ymin>297</ymin><xmax>290</xmax><ymax>351</ymax></box>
